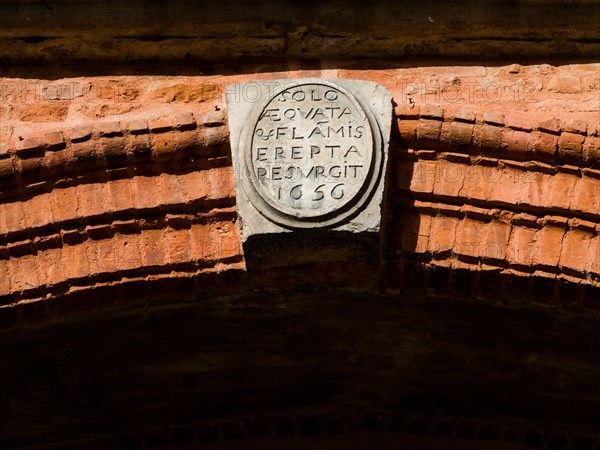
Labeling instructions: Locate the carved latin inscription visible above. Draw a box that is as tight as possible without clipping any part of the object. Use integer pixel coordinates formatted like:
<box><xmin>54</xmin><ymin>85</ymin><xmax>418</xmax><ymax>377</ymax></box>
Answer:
<box><xmin>247</xmin><ymin>83</ymin><xmax>375</xmax><ymax>222</ymax></box>
<box><xmin>228</xmin><ymin>78</ymin><xmax>391</xmax><ymax>233</ymax></box>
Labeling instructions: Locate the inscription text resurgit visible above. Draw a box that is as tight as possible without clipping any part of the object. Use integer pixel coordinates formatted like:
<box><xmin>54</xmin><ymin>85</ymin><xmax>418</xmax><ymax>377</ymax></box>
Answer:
<box><xmin>250</xmin><ymin>83</ymin><xmax>373</xmax><ymax>219</ymax></box>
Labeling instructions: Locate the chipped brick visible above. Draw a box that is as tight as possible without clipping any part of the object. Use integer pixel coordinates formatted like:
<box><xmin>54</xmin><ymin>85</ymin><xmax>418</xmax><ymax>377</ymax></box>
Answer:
<box><xmin>98</xmin><ymin>121</ymin><xmax>122</xmax><ymax>137</ymax></box>
<box><xmin>128</xmin><ymin>119</ymin><xmax>149</xmax><ymax>134</ymax></box>
<box><xmin>449</xmin><ymin>121</ymin><xmax>473</xmax><ymax>149</ymax></box>
<box><xmin>454</xmin><ymin>108</ymin><xmax>476</xmax><ymax>123</ymax></box>
<box><xmin>148</xmin><ymin>117</ymin><xmax>173</xmax><ymax>133</ymax></box>
<box><xmin>70</xmin><ymin>125</ymin><xmax>92</xmax><ymax>142</ymax></box>
<box><xmin>537</xmin><ymin>118</ymin><xmax>562</xmax><ymax>135</ymax></box>
<box><xmin>15</xmin><ymin>137</ymin><xmax>42</xmax><ymax>156</ymax></box>
<box><xmin>565</xmin><ymin>120</ymin><xmax>587</xmax><ymax>135</ymax></box>
<box><xmin>559</xmin><ymin>132</ymin><xmax>585</xmax><ymax>164</ymax></box>
<box><xmin>420</xmin><ymin>104</ymin><xmax>443</xmax><ymax>120</ymax></box>
<box><xmin>42</xmin><ymin>131</ymin><xmax>65</xmax><ymax>148</ymax></box>
<box><xmin>394</xmin><ymin>104</ymin><xmax>420</xmax><ymax>119</ymax></box>
<box><xmin>483</xmin><ymin>111</ymin><xmax>504</xmax><ymax>126</ymax></box>
<box><xmin>175</xmin><ymin>112</ymin><xmax>196</xmax><ymax>130</ymax></box>
<box><xmin>202</xmin><ymin>110</ymin><xmax>226</xmax><ymax>127</ymax></box>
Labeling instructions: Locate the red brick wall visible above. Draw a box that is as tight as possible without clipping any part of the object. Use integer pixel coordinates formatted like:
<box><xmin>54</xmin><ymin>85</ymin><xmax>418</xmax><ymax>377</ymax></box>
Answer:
<box><xmin>1</xmin><ymin>63</ymin><xmax>599</xmax><ymax>325</ymax></box>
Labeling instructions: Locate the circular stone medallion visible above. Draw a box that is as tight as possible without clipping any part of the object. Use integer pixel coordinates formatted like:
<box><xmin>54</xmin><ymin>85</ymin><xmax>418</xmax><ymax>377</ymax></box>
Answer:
<box><xmin>242</xmin><ymin>81</ymin><xmax>383</xmax><ymax>229</ymax></box>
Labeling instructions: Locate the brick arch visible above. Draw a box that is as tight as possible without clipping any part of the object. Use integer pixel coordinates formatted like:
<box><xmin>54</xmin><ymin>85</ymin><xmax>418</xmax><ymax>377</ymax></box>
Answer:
<box><xmin>0</xmin><ymin>110</ymin><xmax>245</xmax><ymax>323</ymax></box>
<box><xmin>1</xmin><ymin>105</ymin><xmax>600</xmax><ymax>446</ymax></box>
<box><xmin>391</xmin><ymin>105</ymin><xmax>600</xmax><ymax>312</ymax></box>
<box><xmin>0</xmin><ymin>104</ymin><xmax>599</xmax><ymax>324</ymax></box>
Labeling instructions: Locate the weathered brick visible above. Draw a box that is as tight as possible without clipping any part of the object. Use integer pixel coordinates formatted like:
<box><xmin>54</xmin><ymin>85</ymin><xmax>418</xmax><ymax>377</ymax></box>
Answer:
<box><xmin>70</xmin><ymin>125</ymin><xmax>92</xmax><ymax>142</ymax></box>
<box><xmin>43</xmin><ymin>130</ymin><xmax>65</xmax><ymax>148</ymax></box>
<box><xmin>532</xmin><ymin>131</ymin><xmax>557</xmax><ymax>163</ymax></box>
<box><xmin>86</xmin><ymin>224</ymin><xmax>113</xmax><ymax>240</ymax></box>
<box><xmin>482</xmin><ymin>111</ymin><xmax>504</xmax><ymax>126</ymax></box>
<box><xmin>484</xmin><ymin>220</ymin><xmax>511</xmax><ymax>261</ymax></box>
<box><xmin>560</xmin><ymin>229</ymin><xmax>593</xmax><ymax>273</ymax></box>
<box><xmin>507</xmin><ymin>226</ymin><xmax>536</xmax><ymax>267</ymax></box>
<box><xmin>590</xmin><ymin>235</ymin><xmax>600</xmax><ymax>275</ymax></box>
<box><xmin>548</xmin><ymin>76</ymin><xmax>582</xmax><ymax>94</ymax></box>
<box><xmin>212</xmin><ymin>221</ymin><xmax>242</xmax><ymax>259</ymax></box>
<box><xmin>7</xmin><ymin>240</ymin><xmax>33</xmax><ymax>258</ymax></box>
<box><xmin>44</xmin><ymin>149</ymin><xmax>72</xmax><ymax>173</ymax></box>
<box><xmin>202</xmin><ymin>126</ymin><xmax>228</xmax><ymax>150</ymax></box>
<box><xmin>395</xmin><ymin>104</ymin><xmax>420</xmax><ymax>119</ymax></box>
<box><xmin>519</xmin><ymin>171</ymin><xmax>551</xmax><ymax>209</ymax></box>
<box><xmin>175</xmin><ymin>129</ymin><xmax>204</xmax><ymax>154</ymax></box>
<box><xmin>127</xmin><ymin>119</ymin><xmax>149</xmax><ymax>134</ymax></box>
<box><xmin>98</xmin><ymin>121</ymin><xmax>122</xmax><ymax>137</ymax></box>
<box><xmin>547</xmin><ymin>172</ymin><xmax>576</xmax><ymax>210</ymax></box>
<box><xmin>559</xmin><ymin>132</ymin><xmax>585</xmax><ymax>164</ymax></box>
<box><xmin>401</xmin><ymin>213</ymin><xmax>431</xmax><ymax>254</ymax></box>
<box><xmin>449</xmin><ymin>121</ymin><xmax>473</xmax><ymax>149</ymax></box>
<box><xmin>454</xmin><ymin>108</ymin><xmax>476</xmax><ymax>123</ymax></box>
<box><xmin>583</xmin><ymin>136</ymin><xmax>600</xmax><ymax>164</ymax></box>
<box><xmin>202</xmin><ymin>110</ymin><xmax>226</xmax><ymax>127</ymax></box>
<box><xmin>140</xmin><ymin>228</ymin><xmax>166</xmax><ymax>267</ymax></box>
<box><xmin>398</xmin><ymin>119</ymin><xmax>418</xmax><ymax>141</ymax></box>
<box><xmin>182</xmin><ymin>170</ymin><xmax>211</xmax><ymax>203</ymax></box>
<box><xmin>409</xmin><ymin>160</ymin><xmax>436</xmax><ymax>194</ymax></box>
<box><xmin>113</xmin><ymin>219</ymin><xmax>140</xmax><ymax>234</ymax></box>
<box><xmin>490</xmin><ymin>166</ymin><xmax>523</xmax><ymax>206</ymax></box>
<box><xmin>148</xmin><ymin>117</ymin><xmax>173</xmax><ymax>133</ymax></box>
<box><xmin>36</xmin><ymin>247</ymin><xmax>64</xmax><ymax>287</ymax></box>
<box><xmin>0</xmin><ymin>201</ymin><xmax>25</xmax><ymax>234</ymax></box>
<box><xmin>0</xmin><ymin>158</ymin><xmax>15</xmax><ymax>180</ymax></box>
<box><xmin>479</xmin><ymin>124</ymin><xmax>503</xmax><ymax>152</ymax></box>
<box><xmin>175</xmin><ymin>112</ymin><xmax>196</xmax><ymax>130</ymax></box>
<box><xmin>98</xmin><ymin>136</ymin><xmax>128</xmax><ymax>161</ymax></box>
<box><xmin>76</xmin><ymin>183</ymin><xmax>102</xmax><ymax>218</ymax></box>
<box><xmin>127</xmin><ymin>133</ymin><xmax>152</xmax><ymax>155</ymax></box>
<box><xmin>61</xmin><ymin>229</ymin><xmax>82</xmax><ymax>246</ymax></box>
<box><xmin>72</xmin><ymin>140</ymin><xmax>97</xmax><ymax>166</ymax></box>
<box><xmin>208</xmin><ymin>166</ymin><xmax>235</xmax><ymax>200</ymax></box>
<box><xmin>420</xmin><ymin>104</ymin><xmax>443</xmax><ymax>120</ymax></box>
<box><xmin>132</xmin><ymin>175</ymin><xmax>162</xmax><ymax>209</ymax></box>
<box><xmin>417</xmin><ymin>119</ymin><xmax>442</xmax><ymax>147</ymax></box>
<box><xmin>109</xmin><ymin>178</ymin><xmax>134</xmax><ymax>212</ymax></box>
<box><xmin>20</xmin><ymin>157</ymin><xmax>44</xmax><ymax>184</ymax></box>
<box><xmin>190</xmin><ymin>223</ymin><xmax>213</xmax><ymax>261</ymax></box>
<box><xmin>512</xmin><ymin>212</ymin><xmax>539</xmax><ymax>228</ymax></box>
<box><xmin>463</xmin><ymin>165</ymin><xmax>494</xmax><ymax>201</ymax></box>
<box><xmin>502</xmin><ymin>129</ymin><xmax>529</xmax><ymax>160</ymax></box>
<box><xmin>533</xmin><ymin>226</ymin><xmax>565</xmax><ymax>268</ymax></box>
<box><xmin>506</xmin><ymin>113</ymin><xmax>534</xmax><ymax>132</ymax></box>
<box><xmin>63</xmin><ymin>242</ymin><xmax>90</xmax><ymax>280</ymax></box>
<box><xmin>96</xmin><ymin>182</ymin><xmax>114</xmax><ymax>216</ymax></box>
<box><xmin>24</xmin><ymin>193</ymin><xmax>53</xmax><ymax>229</ymax></box>
<box><xmin>114</xmin><ymin>233</ymin><xmax>142</xmax><ymax>271</ymax></box>
<box><xmin>434</xmin><ymin>160</ymin><xmax>466</xmax><ymax>198</ymax></box>
<box><xmin>15</xmin><ymin>137</ymin><xmax>42</xmax><ymax>156</ymax></box>
<box><xmin>166</xmin><ymin>228</ymin><xmax>192</xmax><ymax>264</ymax></box>
<box><xmin>0</xmin><ymin>258</ymin><xmax>10</xmax><ymax>294</ymax></box>
<box><xmin>161</xmin><ymin>173</ymin><xmax>186</xmax><ymax>204</ymax></box>
<box><xmin>428</xmin><ymin>215</ymin><xmax>459</xmax><ymax>254</ymax></box>
<box><xmin>166</xmin><ymin>214</ymin><xmax>191</xmax><ymax>229</ymax></box>
<box><xmin>457</xmin><ymin>218</ymin><xmax>484</xmax><ymax>259</ymax></box>
<box><xmin>9</xmin><ymin>255</ymin><xmax>40</xmax><ymax>293</ymax></box>
<box><xmin>564</xmin><ymin>120</ymin><xmax>587</xmax><ymax>135</ymax></box>
<box><xmin>92</xmin><ymin>238</ymin><xmax>118</xmax><ymax>275</ymax></box>
<box><xmin>572</xmin><ymin>175</ymin><xmax>600</xmax><ymax>214</ymax></box>
<box><xmin>153</xmin><ymin>132</ymin><xmax>178</xmax><ymax>158</ymax></box>
<box><xmin>537</xmin><ymin>118</ymin><xmax>562</xmax><ymax>135</ymax></box>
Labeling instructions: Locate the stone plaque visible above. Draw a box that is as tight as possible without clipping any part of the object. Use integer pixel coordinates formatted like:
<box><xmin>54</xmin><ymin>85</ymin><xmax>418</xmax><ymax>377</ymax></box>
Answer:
<box><xmin>227</xmin><ymin>79</ymin><xmax>392</xmax><ymax>240</ymax></box>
